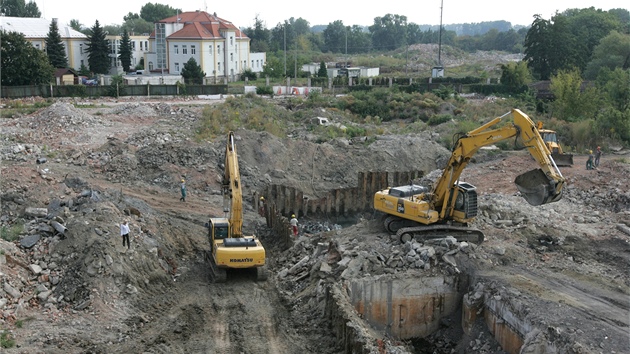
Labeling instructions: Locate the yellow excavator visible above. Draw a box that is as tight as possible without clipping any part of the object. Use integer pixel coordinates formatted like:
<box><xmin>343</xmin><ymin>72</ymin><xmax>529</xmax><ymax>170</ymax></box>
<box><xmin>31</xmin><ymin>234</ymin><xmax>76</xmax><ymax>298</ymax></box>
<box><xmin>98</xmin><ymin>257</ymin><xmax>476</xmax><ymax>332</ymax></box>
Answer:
<box><xmin>207</xmin><ymin>131</ymin><xmax>267</xmax><ymax>282</ymax></box>
<box><xmin>536</xmin><ymin>121</ymin><xmax>574</xmax><ymax>166</ymax></box>
<box><xmin>374</xmin><ymin>109</ymin><xmax>565</xmax><ymax>244</ymax></box>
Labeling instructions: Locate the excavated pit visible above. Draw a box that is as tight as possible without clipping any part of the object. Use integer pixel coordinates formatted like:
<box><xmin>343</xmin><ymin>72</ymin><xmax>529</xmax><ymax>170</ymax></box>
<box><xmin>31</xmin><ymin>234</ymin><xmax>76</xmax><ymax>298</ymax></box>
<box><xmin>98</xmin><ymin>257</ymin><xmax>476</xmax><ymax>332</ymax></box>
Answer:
<box><xmin>326</xmin><ymin>271</ymin><xmax>530</xmax><ymax>353</ymax></box>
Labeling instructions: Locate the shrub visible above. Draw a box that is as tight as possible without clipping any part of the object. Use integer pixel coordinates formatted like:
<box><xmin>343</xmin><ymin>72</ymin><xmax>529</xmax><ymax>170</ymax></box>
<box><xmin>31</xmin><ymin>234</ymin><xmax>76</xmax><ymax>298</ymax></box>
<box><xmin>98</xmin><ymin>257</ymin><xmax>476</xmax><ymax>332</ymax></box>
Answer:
<box><xmin>427</xmin><ymin>114</ymin><xmax>453</xmax><ymax>126</ymax></box>
<box><xmin>240</xmin><ymin>68</ymin><xmax>258</xmax><ymax>81</ymax></box>
<box><xmin>256</xmin><ymin>86</ymin><xmax>273</xmax><ymax>95</ymax></box>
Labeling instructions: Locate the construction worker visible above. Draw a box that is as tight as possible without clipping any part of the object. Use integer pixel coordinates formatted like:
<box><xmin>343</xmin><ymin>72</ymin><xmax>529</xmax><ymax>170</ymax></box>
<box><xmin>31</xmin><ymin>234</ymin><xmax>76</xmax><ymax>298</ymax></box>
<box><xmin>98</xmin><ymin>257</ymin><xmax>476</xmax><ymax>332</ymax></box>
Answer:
<box><xmin>586</xmin><ymin>150</ymin><xmax>594</xmax><ymax>170</ymax></box>
<box><xmin>258</xmin><ymin>196</ymin><xmax>266</xmax><ymax>216</ymax></box>
<box><xmin>290</xmin><ymin>214</ymin><xmax>299</xmax><ymax>237</ymax></box>
<box><xmin>594</xmin><ymin>146</ymin><xmax>602</xmax><ymax>168</ymax></box>
<box><xmin>180</xmin><ymin>179</ymin><xmax>187</xmax><ymax>201</ymax></box>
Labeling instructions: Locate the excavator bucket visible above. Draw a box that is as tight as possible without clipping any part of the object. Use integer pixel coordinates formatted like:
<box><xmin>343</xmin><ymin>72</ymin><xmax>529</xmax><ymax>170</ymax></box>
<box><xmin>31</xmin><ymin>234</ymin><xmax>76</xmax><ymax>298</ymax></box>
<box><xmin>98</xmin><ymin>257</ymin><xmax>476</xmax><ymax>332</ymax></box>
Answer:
<box><xmin>514</xmin><ymin>168</ymin><xmax>562</xmax><ymax>206</ymax></box>
<box><xmin>551</xmin><ymin>153</ymin><xmax>574</xmax><ymax>166</ymax></box>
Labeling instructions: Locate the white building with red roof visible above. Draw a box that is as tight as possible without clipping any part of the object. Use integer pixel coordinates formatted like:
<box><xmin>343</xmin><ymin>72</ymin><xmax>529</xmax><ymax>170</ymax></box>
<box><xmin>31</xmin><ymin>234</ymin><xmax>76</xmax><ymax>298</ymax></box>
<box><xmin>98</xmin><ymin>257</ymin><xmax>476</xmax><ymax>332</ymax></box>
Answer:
<box><xmin>147</xmin><ymin>10</ymin><xmax>265</xmax><ymax>81</ymax></box>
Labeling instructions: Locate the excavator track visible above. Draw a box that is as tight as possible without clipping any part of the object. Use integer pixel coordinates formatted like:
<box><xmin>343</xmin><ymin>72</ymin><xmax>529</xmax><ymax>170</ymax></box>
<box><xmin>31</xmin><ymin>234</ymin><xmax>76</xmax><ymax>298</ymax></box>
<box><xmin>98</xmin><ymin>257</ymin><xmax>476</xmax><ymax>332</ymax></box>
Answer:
<box><xmin>205</xmin><ymin>251</ymin><xmax>227</xmax><ymax>283</ymax></box>
<box><xmin>396</xmin><ymin>224</ymin><xmax>485</xmax><ymax>245</ymax></box>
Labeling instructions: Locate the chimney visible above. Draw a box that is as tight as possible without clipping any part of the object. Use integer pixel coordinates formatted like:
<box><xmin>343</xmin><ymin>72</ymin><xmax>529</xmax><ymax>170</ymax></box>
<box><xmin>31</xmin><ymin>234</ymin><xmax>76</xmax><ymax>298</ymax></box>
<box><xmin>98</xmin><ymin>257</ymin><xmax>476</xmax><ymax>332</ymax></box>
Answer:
<box><xmin>53</xmin><ymin>18</ymin><xmax>58</xmax><ymax>24</ymax></box>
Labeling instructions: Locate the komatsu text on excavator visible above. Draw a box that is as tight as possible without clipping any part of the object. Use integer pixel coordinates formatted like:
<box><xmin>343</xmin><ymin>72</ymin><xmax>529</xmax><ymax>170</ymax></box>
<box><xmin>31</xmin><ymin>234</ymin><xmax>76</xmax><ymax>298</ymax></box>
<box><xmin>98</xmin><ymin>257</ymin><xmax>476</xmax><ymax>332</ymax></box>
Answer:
<box><xmin>207</xmin><ymin>132</ymin><xmax>267</xmax><ymax>282</ymax></box>
<box><xmin>374</xmin><ymin>109</ymin><xmax>565</xmax><ymax>244</ymax></box>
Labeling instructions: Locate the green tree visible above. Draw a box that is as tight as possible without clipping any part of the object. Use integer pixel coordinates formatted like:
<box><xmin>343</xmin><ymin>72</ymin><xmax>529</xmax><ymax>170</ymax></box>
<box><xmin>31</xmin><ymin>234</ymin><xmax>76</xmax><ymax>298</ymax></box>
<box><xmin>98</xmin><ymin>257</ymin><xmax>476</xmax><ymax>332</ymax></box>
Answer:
<box><xmin>597</xmin><ymin>68</ymin><xmax>630</xmax><ymax>113</ymax></box>
<box><xmin>78</xmin><ymin>63</ymin><xmax>90</xmax><ymax>76</ymax></box>
<box><xmin>123</xmin><ymin>12</ymin><xmax>140</xmax><ymax>21</ymax></box>
<box><xmin>347</xmin><ymin>25</ymin><xmax>371</xmax><ymax>54</ymax></box>
<box><xmin>122</xmin><ymin>18</ymin><xmax>154</xmax><ymax>35</ymax></box>
<box><xmin>500</xmin><ymin>61</ymin><xmax>531</xmax><ymax>92</ymax></box>
<box><xmin>317</xmin><ymin>61</ymin><xmax>328</xmax><ymax>77</ymax></box>
<box><xmin>1</xmin><ymin>30</ymin><xmax>54</xmax><ymax>85</ymax></box>
<box><xmin>323</xmin><ymin>20</ymin><xmax>346</xmax><ymax>53</ymax></box>
<box><xmin>550</xmin><ymin>69</ymin><xmax>600</xmax><ymax>122</ymax></box>
<box><xmin>562</xmin><ymin>7</ymin><xmax>623</xmax><ymax>72</ymax></box>
<box><xmin>45</xmin><ymin>20</ymin><xmax>68</xmax><ymax>68</ymax></box>
<box><xmin>369</xmin><ymin>14</ymin><xmax>408</xmax><ymax>51</ymax></box>
<box><xmin>243</xmin><ymin>16</ymin><xmax>270</xmax><ymax>52</ymax></box>
<box><xmin>261</xmin><ymin>54</ymin><xmax>284</xmax><ymax>79</ymax></box>
<box><xmin>1</xmin><ymin>0</ymin><xmax>41</xmax><ymax>17</ymax></box>
<box><xmin>584</xmin><ymin>31</ymin><xmax>630</xmax><ymax>80</ymax></box>
<box><xmin>69</xmin><ymin>19</ymin><xmax>83</xmax><ymax>32</ymax></box>
<box><xmin>524</xmin><ymin>15</ymin><xmax>559</xmax><ymax>80</ymax></box>
<box><xmin>86</xmin><ymin>20</ymin><xmax>110</xmax><ymax>74</ymax></box>
<box><xmin>181</xmin><ymin>57</ymin><xmax>205</xmax><ymax>84</ymax></box>
<box><xmin>140</xmin><ymin>3</ymin><xmax>180</xmax><ymax>22</ymax></box>
<box><xmin>118</xmin><ymin>29</ymin><xmax>133</xmax><ymax>72</ymax></box>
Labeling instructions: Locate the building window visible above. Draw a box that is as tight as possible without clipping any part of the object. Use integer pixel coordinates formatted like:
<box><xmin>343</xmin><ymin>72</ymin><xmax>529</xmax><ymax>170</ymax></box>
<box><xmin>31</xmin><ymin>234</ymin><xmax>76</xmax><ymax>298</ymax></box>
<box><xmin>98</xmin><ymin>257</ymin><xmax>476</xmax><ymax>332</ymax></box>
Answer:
<box><xmin>175</xmin><ymin>62</ymin><xmax>179</xmax><ymax>72</ymax></box>
<box><xmin>131</xmin><ymin>41</ymin><xmax>136</xmax><ymax>50</ymax></box>
<box><xmin>191</xmin><ymin>45</ymin><xmax>196</xmax><ymax>55</ymax></box>
<box><xmin>230</xmin><ymin>53</ymin><xmax>233</xmax><ymax>61</ymax></box>
<box><xmin>174</xmin><ymin>44</ymin><xmax>178</xmax><ymax>54</ymax></box>
<box><xmin>79</xmin><ymin>43</ymin><xmax>83</xmax><ymax>54</ymax></box>
<box><xmin>145</xmin><ymin>41</ymin><xmax>148</xmax><ymax>50</ymax></box>
<box><xmin>80</xmin><ymin>59</ymin><xmax>84</xmax><ymax>66</ymax></box>
<box><xmin>183</xmin><ymin>45</ymin><xmax>187</xmax><ymax>55</ymax></box>
<box><xmin>230</xmin><ymin>37</ymin><xmax>233</xmax><ymax>45</ymax></box>
<box><xmin>217</xmin><ymin>44</ymin><xmax>220</xmax><ymax>53</ymax></box>
<box><xmin>209</xmin><ymin>45</ymin><xmax>212</xmax><ymax>55</ymax></box>
<box><xmin>218</xmin><ymin>62</ymin><xmax>221</xmax><ymax>71</ymax></box>
<box><xmin>149</xmin><ymin>61</ymin><xmax>154</xmax><ymax>70</ymax></box>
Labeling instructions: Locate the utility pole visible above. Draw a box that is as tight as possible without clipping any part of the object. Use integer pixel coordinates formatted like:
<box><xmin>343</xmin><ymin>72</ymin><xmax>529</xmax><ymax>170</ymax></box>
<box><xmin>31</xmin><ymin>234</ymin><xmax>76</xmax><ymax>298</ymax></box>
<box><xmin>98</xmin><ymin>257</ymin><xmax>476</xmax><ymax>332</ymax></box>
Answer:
<box><xmin>345</xmin><ymin>27</ymin><xmax>348</xmax><ymax>69</ymax></box>
<box><xmin>438</xmin><ymin>0</ymin><xmax>443</xmax><ymax>67</ymax></box>
<box><xmin>283</xmin><ymin>24</ymin><xmax>287</xmax><ymax>77</ymax></box>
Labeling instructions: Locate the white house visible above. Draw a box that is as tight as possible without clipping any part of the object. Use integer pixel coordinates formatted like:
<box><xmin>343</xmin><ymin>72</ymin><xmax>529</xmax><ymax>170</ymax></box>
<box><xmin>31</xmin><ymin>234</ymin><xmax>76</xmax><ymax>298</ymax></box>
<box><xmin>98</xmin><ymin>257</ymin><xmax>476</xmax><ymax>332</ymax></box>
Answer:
<box><xmin>107</xmin><ymin>33</ymin><xmax>151</xmax><ymax>74</ymax></box>
<box><xmin>146</xmin><ymin>11</ymin><xmax>265</xmax><ymax>81</ymax></box>
<box><xmin>0</xmin><ymin>16</ymin><xmax>89</xmax><ymax>71</ymax></box>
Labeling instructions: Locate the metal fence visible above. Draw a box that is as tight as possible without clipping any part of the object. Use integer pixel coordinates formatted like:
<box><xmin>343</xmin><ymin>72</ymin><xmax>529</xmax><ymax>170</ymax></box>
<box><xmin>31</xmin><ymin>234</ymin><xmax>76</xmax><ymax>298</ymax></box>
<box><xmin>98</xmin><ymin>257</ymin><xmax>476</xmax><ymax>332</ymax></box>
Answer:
<box><xmin>1</xmin><ymin>84</ymin><xmax>228</xmax><ymax>99</ymax></box>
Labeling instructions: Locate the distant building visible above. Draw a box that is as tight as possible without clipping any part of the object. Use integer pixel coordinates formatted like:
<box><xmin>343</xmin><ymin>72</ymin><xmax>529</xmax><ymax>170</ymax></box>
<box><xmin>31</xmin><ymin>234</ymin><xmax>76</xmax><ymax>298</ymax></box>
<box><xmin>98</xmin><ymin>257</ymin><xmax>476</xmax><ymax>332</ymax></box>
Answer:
<box><xmin>146</xmin><ymin>11</ymin><xmax>265</xmax><ymax>81</ymax></box>
<box><xmin>302</xmin><ymin>63</ymin><xmax>380</xmax><ymax>78</ymax></box>
<box><xmin>0</xmin><ymin>16</ymin><xmax>88</xmax><ymax>71</ymax></box>
<box><xmin>106</xmin><ymin>33</ymin><xmax>151</xmax><ymax>75</ymax></box>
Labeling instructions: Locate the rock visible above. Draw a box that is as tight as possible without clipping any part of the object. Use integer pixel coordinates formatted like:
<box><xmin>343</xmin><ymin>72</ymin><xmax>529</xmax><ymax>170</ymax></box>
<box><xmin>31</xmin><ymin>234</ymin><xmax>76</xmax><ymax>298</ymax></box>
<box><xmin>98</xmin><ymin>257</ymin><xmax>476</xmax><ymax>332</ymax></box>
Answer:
<box><xmin>319</xmin><ymin>262</ymin><xmax>332</xmax><ymax>274</ymax></box>
<box><xmin>3</xmin><ymin>282</ymin><xmax>22</xmax><ymax>299</ymax></box>
<box><xmin>493</xmin><ymin>247</ymin><xmax>506</xmax><ymax>255</ymax></box>
<box><xmin>0</xmin><ymin>298</ymin><xmax>7</xmax><ymax>308</ymax></box>
<box><xmin>25</xmin><ymin>207</ymin><xmax>48</xmax><ymax>217</ymax></box>
<box><xmin>20</xmin><ymin>234</ymin><xmax>40</xmax><ymax>248</ymax></box>
<box><xmin>29</xmin><ymin>264</ymin><xmax>43</xmax><ymax>275</ymax></box>
<box><xmin>126</xmin><ymin>284</ymin><xmax>139</xmax><ymax>294</ymax></box>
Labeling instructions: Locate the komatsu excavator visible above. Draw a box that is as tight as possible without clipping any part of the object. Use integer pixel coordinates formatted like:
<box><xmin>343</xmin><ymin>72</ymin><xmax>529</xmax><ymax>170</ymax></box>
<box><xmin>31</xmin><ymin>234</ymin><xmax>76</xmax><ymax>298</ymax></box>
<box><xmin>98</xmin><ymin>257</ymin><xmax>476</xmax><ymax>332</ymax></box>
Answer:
<box><xmin>207</xmin><ymin>132</ymin><xmax>267</xmax><ymax>282</ymax></box>
<box><xmin>374</xmin><ymin>109</ymin><xmax>565</xmax><ymax>244</ymax></box>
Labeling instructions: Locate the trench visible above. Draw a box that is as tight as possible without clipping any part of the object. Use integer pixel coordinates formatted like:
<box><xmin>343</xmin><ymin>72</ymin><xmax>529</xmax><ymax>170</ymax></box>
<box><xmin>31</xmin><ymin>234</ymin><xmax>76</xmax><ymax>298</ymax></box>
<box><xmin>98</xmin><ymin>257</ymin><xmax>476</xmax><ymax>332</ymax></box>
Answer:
<box><xmin>326</xmin><ymin>273</ymin><xmax>528</xmax><ymax>354</ymax></box>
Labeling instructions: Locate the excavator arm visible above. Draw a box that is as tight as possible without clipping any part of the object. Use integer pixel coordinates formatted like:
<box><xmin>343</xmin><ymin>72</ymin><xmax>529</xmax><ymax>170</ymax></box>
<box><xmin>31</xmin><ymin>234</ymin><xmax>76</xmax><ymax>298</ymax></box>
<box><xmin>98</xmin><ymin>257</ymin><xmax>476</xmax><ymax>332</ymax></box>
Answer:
<box><xmin>432</xmin><ymin>109</ymin><xmax>565</xmax><ymax>219</ymax></box>
<box><xmin>222</xmin><ymin>131</ymin><xmax>243</xmax><ymax>238</ymax></box>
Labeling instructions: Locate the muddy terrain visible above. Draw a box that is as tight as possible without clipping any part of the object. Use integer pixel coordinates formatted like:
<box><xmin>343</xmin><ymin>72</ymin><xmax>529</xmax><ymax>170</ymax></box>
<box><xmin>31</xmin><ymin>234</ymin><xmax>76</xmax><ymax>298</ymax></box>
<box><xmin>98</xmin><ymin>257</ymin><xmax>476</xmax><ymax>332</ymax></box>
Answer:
<box><xmin>1</xmin><ymin>97</ymin><xmax>629</xmax><ymax>354</ymax></box>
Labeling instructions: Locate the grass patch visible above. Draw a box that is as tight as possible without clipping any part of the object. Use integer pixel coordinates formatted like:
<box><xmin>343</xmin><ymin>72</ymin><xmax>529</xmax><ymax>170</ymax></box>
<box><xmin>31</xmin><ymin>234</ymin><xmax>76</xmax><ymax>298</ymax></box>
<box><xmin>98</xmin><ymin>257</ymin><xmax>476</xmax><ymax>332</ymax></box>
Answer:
<box><xmin>1</xmin><ymin>222</ymin><xmax>24</xmax><ymax>242</ymax></box>
<box><xmin>1</xmin><ymin>330</ymin><xmax>15</xmax><ymax>349</ymax></box>
<box><xmin>195</xmin><ymin>93</ymin><xmax>291</xmax><ymax>140</ymax></box>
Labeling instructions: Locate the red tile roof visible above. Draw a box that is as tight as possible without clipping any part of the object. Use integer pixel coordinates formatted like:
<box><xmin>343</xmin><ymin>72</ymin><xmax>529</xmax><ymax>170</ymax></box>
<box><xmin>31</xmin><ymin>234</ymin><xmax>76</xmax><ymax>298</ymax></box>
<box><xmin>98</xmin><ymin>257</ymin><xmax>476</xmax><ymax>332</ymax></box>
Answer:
<box><xmin>157</xmin><ymin>11</ymin><xmax>248</xmax><ymax>40</ymax></box>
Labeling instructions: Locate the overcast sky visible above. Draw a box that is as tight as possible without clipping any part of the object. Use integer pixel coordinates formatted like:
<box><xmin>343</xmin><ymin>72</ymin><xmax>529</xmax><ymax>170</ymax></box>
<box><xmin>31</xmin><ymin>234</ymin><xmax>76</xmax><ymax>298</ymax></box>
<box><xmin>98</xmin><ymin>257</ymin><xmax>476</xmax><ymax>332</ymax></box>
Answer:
<box><xmin>34</xmin><ymin>0</ymin><xmax>628</xmax><ymax>29</ymax></box>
